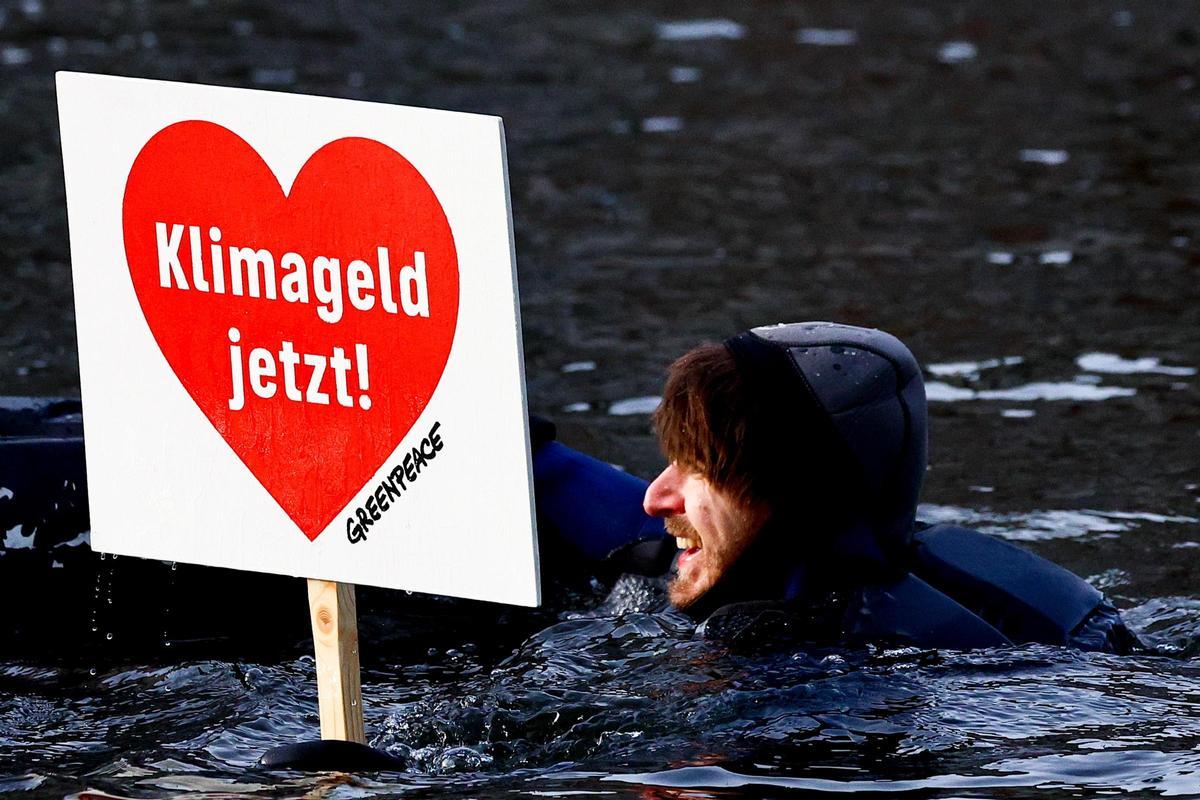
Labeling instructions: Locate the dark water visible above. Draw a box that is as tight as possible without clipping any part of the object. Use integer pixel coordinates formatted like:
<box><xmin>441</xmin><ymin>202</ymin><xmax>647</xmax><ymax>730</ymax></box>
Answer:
<box><xmin>3</xmin><ymin>0</ymin><xmax>1200</xmax><ymax>797</ymax></box>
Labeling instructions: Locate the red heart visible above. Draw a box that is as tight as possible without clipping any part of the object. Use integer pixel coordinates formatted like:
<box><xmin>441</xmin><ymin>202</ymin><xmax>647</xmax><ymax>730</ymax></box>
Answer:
<box><xmin>122</xmin><ymin>121</ymin><xmax>459</xmax><ymax>540</ymax></box>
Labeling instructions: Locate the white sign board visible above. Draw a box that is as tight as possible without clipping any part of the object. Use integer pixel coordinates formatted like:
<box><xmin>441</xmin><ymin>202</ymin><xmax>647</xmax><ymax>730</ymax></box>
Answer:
<box><xmin>57</xmin><ymin>72</ymin><xmax>540</xmax><ymax>607</ymax></box>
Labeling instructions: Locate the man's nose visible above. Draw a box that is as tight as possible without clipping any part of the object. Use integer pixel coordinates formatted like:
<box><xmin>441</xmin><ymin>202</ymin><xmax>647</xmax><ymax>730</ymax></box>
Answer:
<box><xmin>644</xmin><ymin>463</ymin><xmax>686</xmax><ymax>518</ymax></box>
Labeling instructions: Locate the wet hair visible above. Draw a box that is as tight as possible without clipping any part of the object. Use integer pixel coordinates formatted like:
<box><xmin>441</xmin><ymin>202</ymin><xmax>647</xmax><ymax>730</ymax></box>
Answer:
<box><xmin>653</xmin><ymin>343</ymin><xmax>774</xmax><ymax>509</ymax></box>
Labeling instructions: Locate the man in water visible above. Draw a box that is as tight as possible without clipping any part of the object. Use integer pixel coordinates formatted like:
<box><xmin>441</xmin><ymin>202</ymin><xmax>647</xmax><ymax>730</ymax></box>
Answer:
<box><xmin>535</xmin><ymin>322</ymin><xmax>1136</xmax><ymax>651</ymax></box>
<box><xmin>271</xmin><ymin>321</ymin><xmax>1137</xmax><ymax>771</ymax></box>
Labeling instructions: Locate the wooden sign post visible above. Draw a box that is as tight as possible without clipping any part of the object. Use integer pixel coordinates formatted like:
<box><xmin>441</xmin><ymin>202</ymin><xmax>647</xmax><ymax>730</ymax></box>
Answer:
<box><xmin>307</xmin><ymin>579</ymin><xmax>366</xmax><ymax>744</ymax></box>
<box><xmin>58</xmin><ymin>72</ymin><xmax>542</xmax><ymax>767</ymax></box>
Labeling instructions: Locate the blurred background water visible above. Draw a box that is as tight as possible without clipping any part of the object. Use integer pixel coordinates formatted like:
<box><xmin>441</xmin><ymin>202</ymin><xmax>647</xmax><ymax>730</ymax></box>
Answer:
<box><xmin>1</xmin><ymin>1</ymin><xmax>1199</xmax><ymax>797</ymax></box>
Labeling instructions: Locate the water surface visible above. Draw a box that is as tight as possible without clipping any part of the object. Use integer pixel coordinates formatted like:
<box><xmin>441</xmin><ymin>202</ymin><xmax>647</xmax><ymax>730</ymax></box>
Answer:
<box><xmin>2</xmin><ymin>1</ymin><xmax>1199</xmax><ymax>797</ymax></box>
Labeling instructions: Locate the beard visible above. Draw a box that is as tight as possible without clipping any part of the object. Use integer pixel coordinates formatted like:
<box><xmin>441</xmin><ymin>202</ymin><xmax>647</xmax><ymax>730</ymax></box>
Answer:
<box><xmin>663</xmin><ymin>508</ymin><xmax>767</xmax><ymax>610</ymax></box>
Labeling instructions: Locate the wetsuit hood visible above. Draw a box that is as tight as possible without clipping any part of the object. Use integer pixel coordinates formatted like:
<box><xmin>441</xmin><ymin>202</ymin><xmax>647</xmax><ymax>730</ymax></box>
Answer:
<box><xmin>682</xmin><ymin>322</ymin><xmax>928</xmax><ymax>617</ymax></box>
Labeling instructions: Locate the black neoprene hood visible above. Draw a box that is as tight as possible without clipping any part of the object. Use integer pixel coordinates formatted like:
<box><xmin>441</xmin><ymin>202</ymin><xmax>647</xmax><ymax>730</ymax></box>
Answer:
<box><xmin>723</xmin><ymin>322</ymin><xmax>929</xmax><ymax>571</ymax></box>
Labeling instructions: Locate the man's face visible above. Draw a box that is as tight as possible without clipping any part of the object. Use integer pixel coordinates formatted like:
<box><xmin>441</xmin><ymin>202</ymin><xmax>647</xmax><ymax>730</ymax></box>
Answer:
<box><xmin>643</xmin><ymin>463</ymin><xmax>770</xmax><ymax>609</ymax></box>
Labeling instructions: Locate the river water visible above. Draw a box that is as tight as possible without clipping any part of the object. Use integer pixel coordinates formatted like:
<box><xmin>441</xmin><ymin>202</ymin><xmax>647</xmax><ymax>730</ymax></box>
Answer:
<box><xmin>2</xmin><ymin>1</ymin><xmax>1200</xmax><ymax>797</ymax></box>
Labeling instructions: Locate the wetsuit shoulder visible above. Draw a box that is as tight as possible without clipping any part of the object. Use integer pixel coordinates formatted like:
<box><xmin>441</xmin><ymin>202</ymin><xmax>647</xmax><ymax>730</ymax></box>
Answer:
<box><xmin>911</xmin><ymin>524</ymin><xmax>1124</xmax><ymax>650</ymax></box>
<box><xmin>532</xmin><ymin>437</ymin><xmax>669</xmax><ymax>568</ymax></box>
<box><xmin>846</xmin><ymin>573</ymin><xmax>1012</xmax><ymax>649</ymax></box>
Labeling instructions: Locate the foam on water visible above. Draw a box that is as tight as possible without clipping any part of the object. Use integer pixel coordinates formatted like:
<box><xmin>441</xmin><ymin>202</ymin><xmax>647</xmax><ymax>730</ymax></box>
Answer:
<box><xmin>918</xmin><ymin>503</ymin><xmax>1199</xmax><ymax>541</ymax></box>
<box><xmin>561</xmin><ymin>361</ymin><xmax>597</xmax><ymax>373</ymax></box>
<box><xmin>2</xmin><ymin>525</ymin><xmax>34</xmax><ymax>549</ymax></box>
<box><xmin>1020</xmin><ymin>148</ymin><xmax>1070</xmax><ymax>165</ymax></box>
<box><xmin>669</xmin><ymin>66</ymin><xmax>701</xmax><ymax>83</ymax></box>
<box><xmin>1</xmin><ymin>46</ymin><xmax>32</xmax><ymax>66</ymax></box>
<box><xmin>608</xmin><ymin>396</ymin><xmax>661</xmax><ymax>415</ymax></box>
<box><xmin>937</xmin><ymin>41</ymin><xmax>977</xmax><ymax>64</ymax></box>
<box><xmin>924</xmin><ymin>380</ymin><xmax>1136</xmax><ymax>402</ymax></box>
<box><xmin>656</xmin><ymin>19</ymin><xmax>745</xmax><ymax>42</ymax></box>
<box><xmin>926</xmin><ymin>356</ymin><xmax>1024</xmax><ymax>377</ymax></box>
<box><xmin>55</xmin><ymin>531</ymin><xmax>90</xmax><ymax>548</ymax></box>
<box><xmin>641</xmin><ymin>117</ymin><xmax>683</xmax><ymax>133</ymax></box>
<box><xmin>1039</xmin><ymin>249</ymin><xmax>1074</xmax><ymax>264</ymax></box>
<box><xmin>1076</xmin><ymin>352</ymin><xmax>1196</xmax><ymax>376</ymax></box>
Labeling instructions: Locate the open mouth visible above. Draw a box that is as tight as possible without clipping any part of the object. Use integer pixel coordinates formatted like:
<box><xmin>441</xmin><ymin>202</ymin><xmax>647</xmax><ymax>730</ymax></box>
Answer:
<box><xmin>667</xmin><ymin>518</ymin><xmax>703</xmax><ymax>566</ymax></box>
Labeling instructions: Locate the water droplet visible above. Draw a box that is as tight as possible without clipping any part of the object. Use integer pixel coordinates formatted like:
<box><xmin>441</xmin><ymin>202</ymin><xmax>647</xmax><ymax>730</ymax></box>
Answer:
<box><xmin>170</xmin><ymin>562</ymin><xmax>177</xmax><ymax>571</ymax></box>
<box><xmin>105</xmin><ymin>632</ymin><xmax>113</xmax><ymax>640</ymax></box>
<box><xmin>89</xmin><ymin>668</ymin><xmax>97</xmax><ymax>676</ymax></box>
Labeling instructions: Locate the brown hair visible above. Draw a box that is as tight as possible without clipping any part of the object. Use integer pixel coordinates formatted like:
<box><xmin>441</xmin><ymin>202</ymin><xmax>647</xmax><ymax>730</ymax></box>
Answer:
<box><xmin>653</xmin><ymin>343</ymin><xmax>769</xmax><ymax>507</ymax></box>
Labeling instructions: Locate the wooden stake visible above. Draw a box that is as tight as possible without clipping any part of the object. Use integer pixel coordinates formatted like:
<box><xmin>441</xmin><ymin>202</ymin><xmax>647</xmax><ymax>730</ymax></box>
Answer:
<box><xmin>306</xmin><ymin>579</ymin><xmax>366</xmax><ymax>744</ymax></box>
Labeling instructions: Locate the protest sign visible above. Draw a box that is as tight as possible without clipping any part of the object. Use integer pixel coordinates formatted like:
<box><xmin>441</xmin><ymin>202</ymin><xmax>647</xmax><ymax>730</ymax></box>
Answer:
<box><xmin>57</xmin><ymin>72</ymin><xmax>540</xmax><ymax>608</ymax></box>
